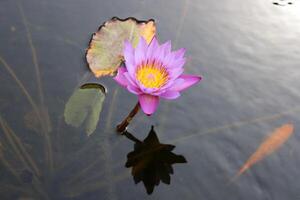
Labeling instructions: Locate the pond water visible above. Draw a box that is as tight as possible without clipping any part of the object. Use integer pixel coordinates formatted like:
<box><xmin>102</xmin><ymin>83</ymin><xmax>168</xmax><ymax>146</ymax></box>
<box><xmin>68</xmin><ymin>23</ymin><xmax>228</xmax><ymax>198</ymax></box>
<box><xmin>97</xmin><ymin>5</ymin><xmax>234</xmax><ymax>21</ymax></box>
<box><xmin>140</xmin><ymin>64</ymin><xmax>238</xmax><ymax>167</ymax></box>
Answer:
<box><xmin>1</xmin><ymin>0</ymin><xmax>300</xmax><ymax>199</ymax></box>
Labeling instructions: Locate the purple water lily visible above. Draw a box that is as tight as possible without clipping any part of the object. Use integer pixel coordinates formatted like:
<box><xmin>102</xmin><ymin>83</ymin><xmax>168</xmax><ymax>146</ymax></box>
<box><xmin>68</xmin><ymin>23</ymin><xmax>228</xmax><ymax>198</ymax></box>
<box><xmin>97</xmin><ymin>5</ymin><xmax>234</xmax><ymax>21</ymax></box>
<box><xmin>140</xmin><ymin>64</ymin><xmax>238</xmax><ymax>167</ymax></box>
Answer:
<box><xmin>114</xmin><ymin>37</ymin><xmax>202</xmax><ymax>115</ymax></box>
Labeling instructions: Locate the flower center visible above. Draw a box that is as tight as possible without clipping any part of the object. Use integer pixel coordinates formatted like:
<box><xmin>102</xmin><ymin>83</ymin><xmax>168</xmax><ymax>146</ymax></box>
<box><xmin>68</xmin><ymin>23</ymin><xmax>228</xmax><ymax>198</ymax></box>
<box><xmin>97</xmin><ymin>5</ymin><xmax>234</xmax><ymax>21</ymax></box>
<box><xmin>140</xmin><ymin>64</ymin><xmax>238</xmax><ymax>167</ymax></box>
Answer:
<box><xmin>136</xmin><ymin>62</ymin><xmax>168</xmax><ymax>89</ymax></box>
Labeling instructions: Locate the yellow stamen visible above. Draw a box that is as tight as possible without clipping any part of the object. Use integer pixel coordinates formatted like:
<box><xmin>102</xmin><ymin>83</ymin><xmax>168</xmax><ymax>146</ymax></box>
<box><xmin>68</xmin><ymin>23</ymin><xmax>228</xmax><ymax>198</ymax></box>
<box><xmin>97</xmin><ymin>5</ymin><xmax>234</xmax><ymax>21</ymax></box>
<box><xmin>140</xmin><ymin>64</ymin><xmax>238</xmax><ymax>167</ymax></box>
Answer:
<box><xmin>136</xmin><ymin>62</ymin><xmax>168</xmax><ymax>88</ymax></box>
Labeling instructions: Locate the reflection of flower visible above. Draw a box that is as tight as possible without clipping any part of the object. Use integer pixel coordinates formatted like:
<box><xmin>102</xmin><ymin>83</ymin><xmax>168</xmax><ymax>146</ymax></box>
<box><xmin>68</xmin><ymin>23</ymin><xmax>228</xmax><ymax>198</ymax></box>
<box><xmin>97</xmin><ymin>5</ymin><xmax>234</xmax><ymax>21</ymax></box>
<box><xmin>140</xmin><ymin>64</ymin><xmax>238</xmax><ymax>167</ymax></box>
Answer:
<box><xmin>114</xmin><ymin>37</ymin><xmax>202</xmax><ymax>115</ymax></box>
<box><xmin>125</xmin><ymin>126</ymin><xmax>187</xmax><ymax>194</ymax></box>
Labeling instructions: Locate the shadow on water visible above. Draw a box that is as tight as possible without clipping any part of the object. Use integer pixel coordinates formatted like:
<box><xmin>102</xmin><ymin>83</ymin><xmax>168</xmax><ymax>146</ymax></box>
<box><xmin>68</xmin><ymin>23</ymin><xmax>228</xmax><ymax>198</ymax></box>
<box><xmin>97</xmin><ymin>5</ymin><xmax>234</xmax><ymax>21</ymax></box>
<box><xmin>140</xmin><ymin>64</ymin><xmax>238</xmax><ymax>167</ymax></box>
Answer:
<box><xmin>123</xmin><ymin>126</ymin><xmax>187</xmax><ymax>194</ymax></box>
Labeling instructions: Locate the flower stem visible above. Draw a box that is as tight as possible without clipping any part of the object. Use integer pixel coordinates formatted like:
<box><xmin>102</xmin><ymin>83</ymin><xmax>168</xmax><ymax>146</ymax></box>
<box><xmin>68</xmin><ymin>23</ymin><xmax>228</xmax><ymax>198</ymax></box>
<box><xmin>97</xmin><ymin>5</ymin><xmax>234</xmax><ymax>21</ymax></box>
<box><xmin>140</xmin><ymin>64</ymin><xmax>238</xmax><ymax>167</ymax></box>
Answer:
<box><xmin>116</xmin><ymin>102</ymin><xmax>140</xmax><ymax>133</ymax></box>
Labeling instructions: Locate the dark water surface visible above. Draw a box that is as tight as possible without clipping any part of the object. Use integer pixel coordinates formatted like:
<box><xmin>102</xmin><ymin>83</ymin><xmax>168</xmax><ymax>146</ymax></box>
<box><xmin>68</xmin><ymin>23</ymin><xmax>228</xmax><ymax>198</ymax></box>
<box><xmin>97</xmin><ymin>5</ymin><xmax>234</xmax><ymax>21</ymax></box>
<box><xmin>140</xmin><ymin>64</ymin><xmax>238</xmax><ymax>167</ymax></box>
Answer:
<box><xmin>1</xmin><ymin>0</ymin><xmax>300</xmax><ymax>199</ymax></box>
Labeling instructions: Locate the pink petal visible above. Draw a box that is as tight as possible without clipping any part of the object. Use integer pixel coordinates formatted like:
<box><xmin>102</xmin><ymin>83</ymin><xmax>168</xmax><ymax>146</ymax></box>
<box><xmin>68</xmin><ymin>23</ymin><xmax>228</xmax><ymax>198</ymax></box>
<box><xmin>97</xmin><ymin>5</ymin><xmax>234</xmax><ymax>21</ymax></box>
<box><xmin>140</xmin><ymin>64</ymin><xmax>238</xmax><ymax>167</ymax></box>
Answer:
<box><xmin>113</xmin><ymin>66</ymin><xmax>129</xmax><ymax>87</ymax></box>
<box><xmin>162</xmin><ymin>52</ymin><xmax>176</xmax><ymax>67</ymax></box>
<box><xmin>146</xmin><ymin>37</ymin><xmax>159</xmax><ymax>60</ymax></box>
<box><xmin>160</xmin><ymin>40</ymin><xmax>171</xmax><ymax>56</ymax></box>
<box><xmin>167</xmin><ymin>58</ymin><xmax>186</xmax><ymax>69</ymax></box>
<box><xmin>124</xmin><ymin>40</ymin><xmax>136</xmax><ymax>75</ymax></box>
<box><xmin>135</xmin><ymin>37</ymin><xmax>147</xmax><ymax>65</ymax></box>
<box><xmin>163</xmin><ymin>49</ymin><xmax>185</xmax><ymax>68</ymax></box>
<box><xmin>173</xmin><ymin>48</ymin><xmax>186</xmax><ymax>59</ymax></box>
<box><xmin>142</xmin><ymin>87</ymin><xmax>156</xmax><ymax>94</ymax></box>
<box><xmin>138</xmin><ymin>94</ymin><xmax>159</xmax><ymax>115</ymax></box>
<box><xmin>172</xmin><ymin>74</ymin><xmax>202</xmax><ymax>92</ymax></box>
<box><xmin>159</xmin><ymin>90</ymin><xmax>180</xmax><ymax>99</ymax></box>
<box><xmin>169</xmin><ymin>67</ymin><xmax>184</xmax><ymax>80</ymax></box>
<box><xmin>124</xmin><ymin>72</ymin><xmax>138</xmax><ymax>87</ymax></box>
<box><xmin>127</xmin><ymin>85</ymin><xmax>142</xmax><ymax>95</ymax></box>
<box><xmin>153</xmin><ymin>44</ymin><xmax>165</xmax><ymax>62</ymax></box>
<box><xmin>159</xmin><ymin>78</ymin><xmax>180</xmax><ymax>91</ymax></box>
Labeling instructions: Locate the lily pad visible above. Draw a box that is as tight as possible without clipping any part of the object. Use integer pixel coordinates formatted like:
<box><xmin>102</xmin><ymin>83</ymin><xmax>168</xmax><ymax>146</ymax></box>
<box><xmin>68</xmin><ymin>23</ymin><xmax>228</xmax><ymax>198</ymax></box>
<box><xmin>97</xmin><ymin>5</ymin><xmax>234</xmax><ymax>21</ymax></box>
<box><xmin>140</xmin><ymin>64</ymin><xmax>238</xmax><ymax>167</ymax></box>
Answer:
<box><xmin>64</xmin><ymin>83</ymin><xmax>106</xmax><ymax>136</ymax></box>
<box><xmin>86</xmin><ymin>17</ymin><xmax>156</xmax><ymax>77</ymax></box>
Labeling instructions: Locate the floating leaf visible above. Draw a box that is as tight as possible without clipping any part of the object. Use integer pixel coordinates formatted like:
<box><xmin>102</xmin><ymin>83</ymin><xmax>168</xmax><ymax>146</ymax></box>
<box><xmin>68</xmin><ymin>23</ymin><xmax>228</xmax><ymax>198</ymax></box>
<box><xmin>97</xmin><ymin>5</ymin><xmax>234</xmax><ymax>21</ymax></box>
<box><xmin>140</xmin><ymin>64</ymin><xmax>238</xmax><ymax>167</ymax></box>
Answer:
<box><xmin>64</xmin><ymin>84</ymin><xmax>106</xmax><ymax>136</ymax></box>
<box><xmin>80</xmin><ymin>83</ymin><xmax>106</xmax><ymax>93</ymax></box>
<box><xmin>236</xmin><ymin>124</ymin><xmax>294</xmax><ymax>178</ymax></box>
<box><xmin>86</xmin><ymin>17</ymin><xmax>156</xmax><ymax>77</ymax></box>
<box><xmin>124</xmin><ymin>126</ymin><xmax>187</xmax><ymax>194</ymax></box>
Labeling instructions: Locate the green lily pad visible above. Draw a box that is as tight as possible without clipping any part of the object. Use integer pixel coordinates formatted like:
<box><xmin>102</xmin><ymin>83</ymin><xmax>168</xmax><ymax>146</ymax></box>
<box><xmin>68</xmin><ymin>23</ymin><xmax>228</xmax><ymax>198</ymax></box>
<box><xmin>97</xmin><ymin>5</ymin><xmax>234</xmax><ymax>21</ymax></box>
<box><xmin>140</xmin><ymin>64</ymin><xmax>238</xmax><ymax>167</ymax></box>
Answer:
<box><xmin>64</xmin><ymin>83</ymin><xmax>106</xmax><ymax>136</ymax></box>
<box><xmin>86</xmin><ymin>17</ymin><xmax>156</xmax><ymax>78</ymax></box>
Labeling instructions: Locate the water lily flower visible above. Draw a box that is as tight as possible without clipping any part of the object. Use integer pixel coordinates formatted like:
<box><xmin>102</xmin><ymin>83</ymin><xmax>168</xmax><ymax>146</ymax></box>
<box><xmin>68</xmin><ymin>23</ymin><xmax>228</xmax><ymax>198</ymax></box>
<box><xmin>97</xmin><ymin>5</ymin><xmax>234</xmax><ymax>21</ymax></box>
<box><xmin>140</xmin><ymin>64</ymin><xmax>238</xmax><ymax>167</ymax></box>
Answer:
<box><xmin>114</xmin><ymin>37</ymin><xmax>202</xmax><ymax>115</ymax></box>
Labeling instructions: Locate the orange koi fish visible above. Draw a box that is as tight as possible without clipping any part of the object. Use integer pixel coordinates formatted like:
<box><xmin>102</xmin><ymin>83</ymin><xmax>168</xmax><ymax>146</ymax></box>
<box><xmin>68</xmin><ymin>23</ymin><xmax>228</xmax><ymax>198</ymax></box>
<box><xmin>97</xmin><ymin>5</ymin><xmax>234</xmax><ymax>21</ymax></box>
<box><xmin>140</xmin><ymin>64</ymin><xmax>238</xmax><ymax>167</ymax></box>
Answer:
<box><xmin>236</xmin><ymin>124</ymin><xmax>294</xmax><ymax>178</ymax></box>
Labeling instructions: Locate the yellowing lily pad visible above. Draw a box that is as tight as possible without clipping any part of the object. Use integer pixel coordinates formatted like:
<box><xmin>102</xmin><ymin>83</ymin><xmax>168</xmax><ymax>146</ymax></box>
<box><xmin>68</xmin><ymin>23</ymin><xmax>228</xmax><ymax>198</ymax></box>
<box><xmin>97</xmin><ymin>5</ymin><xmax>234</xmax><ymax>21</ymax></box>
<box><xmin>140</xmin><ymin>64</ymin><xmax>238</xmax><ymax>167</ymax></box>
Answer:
<box><xmin>86</xmin><ymin>17</ymin><xmax>156</xmax><ymax>78</ymax></box>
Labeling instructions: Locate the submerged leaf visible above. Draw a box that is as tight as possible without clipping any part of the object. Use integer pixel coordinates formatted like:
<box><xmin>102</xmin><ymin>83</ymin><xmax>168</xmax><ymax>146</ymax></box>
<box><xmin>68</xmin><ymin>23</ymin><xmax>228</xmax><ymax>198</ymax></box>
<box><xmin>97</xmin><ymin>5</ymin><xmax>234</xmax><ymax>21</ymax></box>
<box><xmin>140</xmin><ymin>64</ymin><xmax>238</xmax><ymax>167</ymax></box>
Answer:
<box><xmin>236</xmin><ymin>124</ymin><xmax>294</xmax><ymax>178</ymax></box>
<box><xmin>20</xmin><ymin>169</ymin><xmax>33</xmax><ymax>183</ymax></box>
<box><xmin>86</xmin><ymin>17</ymin><xmax>156</xmax><ymax>77</ymax></box>
<box><xmin>125</xmin><ymin>126</ymin><xmax>187</xmax><ymax>194</ymax></box>
<box><xmin>64</xmin><ymin>84</ymin><xmax>106</xmax><ymax>136</ymax></box>
<box><xmin>23</xmin><ymin>106</ymin><xmax>52</xmax><ymax>134</ymax></box>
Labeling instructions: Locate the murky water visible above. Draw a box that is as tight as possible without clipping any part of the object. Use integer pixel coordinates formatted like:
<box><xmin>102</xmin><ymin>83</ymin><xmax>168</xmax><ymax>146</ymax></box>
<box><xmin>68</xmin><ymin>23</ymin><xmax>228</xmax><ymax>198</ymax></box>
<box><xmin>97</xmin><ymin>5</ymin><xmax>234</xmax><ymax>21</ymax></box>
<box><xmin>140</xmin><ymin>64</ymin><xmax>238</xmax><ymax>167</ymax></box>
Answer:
<box><xmin>1</xmin><ymin>0</ymin><xmax>300</xmax><ymax>199</ymax></box>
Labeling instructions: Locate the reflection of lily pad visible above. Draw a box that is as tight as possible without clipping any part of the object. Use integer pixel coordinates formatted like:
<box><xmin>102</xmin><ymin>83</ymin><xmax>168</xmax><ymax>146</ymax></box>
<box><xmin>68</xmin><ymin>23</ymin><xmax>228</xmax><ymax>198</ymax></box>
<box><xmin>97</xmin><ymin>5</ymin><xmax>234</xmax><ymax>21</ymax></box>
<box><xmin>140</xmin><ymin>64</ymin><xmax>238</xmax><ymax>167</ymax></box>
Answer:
<box><xmin>86</xmin><ymin>17</ymin><xmax>156</xmax><ymax>77</ymax></box>
<box><xmin>64</xmin><ymin>84</ymin><xmax>106</xmax><ymax>136</ymax></box>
